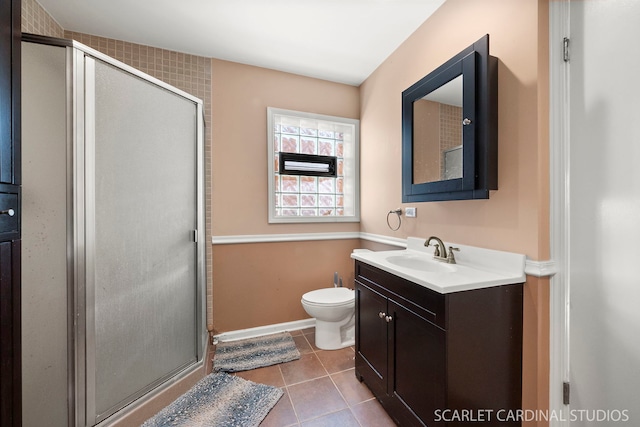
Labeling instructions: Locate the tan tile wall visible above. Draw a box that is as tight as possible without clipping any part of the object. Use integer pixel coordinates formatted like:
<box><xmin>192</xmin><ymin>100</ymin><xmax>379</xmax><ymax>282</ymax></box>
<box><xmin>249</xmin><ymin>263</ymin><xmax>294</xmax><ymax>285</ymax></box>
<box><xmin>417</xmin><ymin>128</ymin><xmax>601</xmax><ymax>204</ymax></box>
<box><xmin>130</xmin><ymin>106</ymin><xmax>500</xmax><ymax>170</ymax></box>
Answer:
<box><xmin>439</xmin><ymin>104</ymin><xmax>462</xmax><ymax>178</ymax></box>
<box><xmin>22</xmin><ymin>0</ymin><xmax>65</xmax><ymax>37</ymax></box>
<box><xmin>22</xmin><ymin>2</ymin><xmax>214</xmax><ymax>327</ymax></box>
<box><xmin>440</xmin><ymin>104</ymin><xmax>462</xmax><ymax>151</ymax></box>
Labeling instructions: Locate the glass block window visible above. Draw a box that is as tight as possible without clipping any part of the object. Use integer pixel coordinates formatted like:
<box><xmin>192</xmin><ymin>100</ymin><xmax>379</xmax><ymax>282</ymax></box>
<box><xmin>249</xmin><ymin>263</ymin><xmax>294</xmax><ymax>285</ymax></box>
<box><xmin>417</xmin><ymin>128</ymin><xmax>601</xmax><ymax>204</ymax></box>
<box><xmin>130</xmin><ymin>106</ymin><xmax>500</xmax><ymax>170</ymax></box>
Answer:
<box><xmin>268</xmin><ymin>108</ymin><xmax>360</xmax><ymax>223</ymax></box>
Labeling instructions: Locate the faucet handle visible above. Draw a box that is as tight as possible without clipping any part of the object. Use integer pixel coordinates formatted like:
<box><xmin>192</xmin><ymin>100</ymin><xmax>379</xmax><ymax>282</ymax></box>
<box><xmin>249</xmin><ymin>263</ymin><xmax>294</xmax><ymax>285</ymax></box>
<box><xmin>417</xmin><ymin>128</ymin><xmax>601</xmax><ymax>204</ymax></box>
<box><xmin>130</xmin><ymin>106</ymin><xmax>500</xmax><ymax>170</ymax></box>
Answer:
<box><xmin>429</xmin><ymin>242</ymin><xmax>442</xmax><ymax>257</ymax></box>
<box><xmin>446</xmin><ymin>246</ymin><xmax>459</xmax><ymax>264</ymax></box>
<box><xmin>424</xmin><ymin>236</ymin><xmax>446</xmax><ymax>258</ymax></box>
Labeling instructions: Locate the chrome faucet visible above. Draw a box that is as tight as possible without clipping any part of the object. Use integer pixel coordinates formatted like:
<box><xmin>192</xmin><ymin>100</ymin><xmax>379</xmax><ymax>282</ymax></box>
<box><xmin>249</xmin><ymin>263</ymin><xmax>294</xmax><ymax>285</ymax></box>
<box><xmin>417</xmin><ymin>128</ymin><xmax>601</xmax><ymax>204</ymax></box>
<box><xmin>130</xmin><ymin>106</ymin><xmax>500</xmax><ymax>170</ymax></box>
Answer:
<box><xmin>424</xmin><ymin>236</ymin><xmax>446</xmax><ymax>258</ymax></box>
<box><xmin>424</xmin><ymin>236</ymin><xmax>459</xmax><ymax>264</ymax></box>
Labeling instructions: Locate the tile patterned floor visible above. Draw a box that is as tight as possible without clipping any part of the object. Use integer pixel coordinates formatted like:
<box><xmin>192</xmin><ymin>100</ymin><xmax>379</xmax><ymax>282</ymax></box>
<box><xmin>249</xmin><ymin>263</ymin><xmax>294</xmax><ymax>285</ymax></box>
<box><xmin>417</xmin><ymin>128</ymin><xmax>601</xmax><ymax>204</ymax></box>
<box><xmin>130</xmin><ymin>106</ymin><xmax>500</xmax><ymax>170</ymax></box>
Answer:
<box><xmin>230</xmin><ymin>328</ymin><xmax>397</xmax><ymax>427</ymax></box>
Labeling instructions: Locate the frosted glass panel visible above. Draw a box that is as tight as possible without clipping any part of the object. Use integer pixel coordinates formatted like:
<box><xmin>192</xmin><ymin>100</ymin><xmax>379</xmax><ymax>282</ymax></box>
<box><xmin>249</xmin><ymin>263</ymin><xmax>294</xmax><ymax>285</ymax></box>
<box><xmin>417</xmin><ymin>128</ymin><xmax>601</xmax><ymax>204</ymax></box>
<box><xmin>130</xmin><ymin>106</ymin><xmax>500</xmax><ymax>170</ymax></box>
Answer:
<box><xmin>92</xmin><ymin>60</ymin><xmax>197</xmax><ymax>418</ymax></box>
<box><xmin>21</xmin><ymin>41</ymin><xmax>69</xmax><ymax>427</ymax></box>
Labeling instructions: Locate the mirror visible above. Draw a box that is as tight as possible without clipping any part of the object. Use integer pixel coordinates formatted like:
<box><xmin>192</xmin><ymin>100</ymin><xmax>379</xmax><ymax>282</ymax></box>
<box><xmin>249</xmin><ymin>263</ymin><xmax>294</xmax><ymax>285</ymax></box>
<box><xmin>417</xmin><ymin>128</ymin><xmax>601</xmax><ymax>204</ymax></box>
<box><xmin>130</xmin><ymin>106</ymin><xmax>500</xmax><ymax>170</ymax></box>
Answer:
<box><xmin>402</xmin><ymin>34</ymin><xmax>497</xmax><ymax>202</ymax></box>
<box><xmin>412</xmin><ymin>75</ymin><xmax>463</xmax><ymax>184</ymax></box>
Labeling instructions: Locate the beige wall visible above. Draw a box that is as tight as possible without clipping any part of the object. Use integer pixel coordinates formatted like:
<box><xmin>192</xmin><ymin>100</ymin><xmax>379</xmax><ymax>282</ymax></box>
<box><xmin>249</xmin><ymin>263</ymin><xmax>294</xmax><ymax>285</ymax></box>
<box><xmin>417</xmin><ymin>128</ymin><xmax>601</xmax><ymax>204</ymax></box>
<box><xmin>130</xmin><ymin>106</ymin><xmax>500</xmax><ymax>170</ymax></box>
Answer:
<box><xmin>211</xmin><ymin>59</ymin><xmax>360</xmax><ymax>236</ymax></box>
<box><xmin>361</xmin><ymin>0</ymin><xmax>547</xmax><ymax>258</ymax></box>
<box><xmin>213</xmin><ymin>239</ymin><xmax>362</xmax><ymax>332</ymax></box>
<box><xmin>359</xmin><ymin>0</ymin><xmax>550</xmax><ymax>424</ymax></box>
<box><xmin>211</xmin><ymin>59</ymin><xmax>363</xmax><ymax>332</ymax></box>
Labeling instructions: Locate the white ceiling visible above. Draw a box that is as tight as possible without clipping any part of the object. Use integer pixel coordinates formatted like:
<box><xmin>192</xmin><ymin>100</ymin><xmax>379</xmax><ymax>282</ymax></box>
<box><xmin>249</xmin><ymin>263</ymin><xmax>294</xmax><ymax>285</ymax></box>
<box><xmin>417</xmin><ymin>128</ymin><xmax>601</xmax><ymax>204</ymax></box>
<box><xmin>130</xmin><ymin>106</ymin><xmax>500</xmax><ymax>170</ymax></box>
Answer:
<box><xmin>36</xmin><ymin>0</ymin><xmax>446</xmax><ymax>86</ymax></box>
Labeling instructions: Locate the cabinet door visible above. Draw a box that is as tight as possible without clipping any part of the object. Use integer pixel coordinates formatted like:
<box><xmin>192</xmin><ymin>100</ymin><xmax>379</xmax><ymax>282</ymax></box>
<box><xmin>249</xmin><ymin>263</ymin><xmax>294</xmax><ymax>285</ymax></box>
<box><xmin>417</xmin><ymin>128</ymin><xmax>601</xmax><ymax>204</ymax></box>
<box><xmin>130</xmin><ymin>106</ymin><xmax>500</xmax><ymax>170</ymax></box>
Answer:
<box><xmin>389</xmin><ymin>299</ymin><xmax>446</xmax><ymax>426</ymax></box>
<box><xmin>0</xmin><ymin>240</ymin><xmax>20</xmax><ymax>425</ymax></box>
<box><xmin>355</xmin><ymin>280</ymin><xmax>389</xmax><ymax>397</ymax></box>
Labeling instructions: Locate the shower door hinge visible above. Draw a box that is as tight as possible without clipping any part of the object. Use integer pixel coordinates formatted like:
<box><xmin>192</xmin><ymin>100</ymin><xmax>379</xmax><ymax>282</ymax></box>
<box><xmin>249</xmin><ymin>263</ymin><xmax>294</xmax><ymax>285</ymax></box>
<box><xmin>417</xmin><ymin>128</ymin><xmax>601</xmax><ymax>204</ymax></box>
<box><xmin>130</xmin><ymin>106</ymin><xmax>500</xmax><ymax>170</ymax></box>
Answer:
<box><xmin>193</xmin><ymin>229</ymin><xmax>198</xmax><ymax>243</ymax></box>
<box><xmin>563</xmin><ymin>381</ymin><xmax>570</xmax><ymax>405</ymax></box>
<box><xmin>563</xmin><ymin>37</ymin><xmax>570</xmax><ymax>62</ymax></box>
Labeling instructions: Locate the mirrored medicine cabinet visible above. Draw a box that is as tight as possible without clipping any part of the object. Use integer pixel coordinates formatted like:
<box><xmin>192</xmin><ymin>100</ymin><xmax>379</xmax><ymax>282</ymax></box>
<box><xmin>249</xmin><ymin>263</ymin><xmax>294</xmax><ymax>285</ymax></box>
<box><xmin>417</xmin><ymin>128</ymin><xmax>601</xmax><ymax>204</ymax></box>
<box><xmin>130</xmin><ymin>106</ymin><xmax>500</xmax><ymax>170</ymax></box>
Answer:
<box><xmin>402</xmin><ymin>34</ymin><xmax>498</xmax><ymax>202</ymax></box>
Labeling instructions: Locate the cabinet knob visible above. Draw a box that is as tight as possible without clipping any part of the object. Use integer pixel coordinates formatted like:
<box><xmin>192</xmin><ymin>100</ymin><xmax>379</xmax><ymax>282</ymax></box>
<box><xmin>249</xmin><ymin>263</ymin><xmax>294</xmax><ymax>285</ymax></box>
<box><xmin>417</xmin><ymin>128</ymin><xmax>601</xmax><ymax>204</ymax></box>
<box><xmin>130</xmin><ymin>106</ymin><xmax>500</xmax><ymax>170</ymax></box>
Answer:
<box><xmin>0</xmin><ymin>209</ymin><xmax>15</xmax><ymax>217</ymax></box>
<box><xmin>378</xmin><ymin>312</ymin><xmax>386</xmax><ymax>319</ymax></box>
<box><xmin>385</xmin><ymin>315</ymin><xmax>393</xmax><ymax>323</ymax></box>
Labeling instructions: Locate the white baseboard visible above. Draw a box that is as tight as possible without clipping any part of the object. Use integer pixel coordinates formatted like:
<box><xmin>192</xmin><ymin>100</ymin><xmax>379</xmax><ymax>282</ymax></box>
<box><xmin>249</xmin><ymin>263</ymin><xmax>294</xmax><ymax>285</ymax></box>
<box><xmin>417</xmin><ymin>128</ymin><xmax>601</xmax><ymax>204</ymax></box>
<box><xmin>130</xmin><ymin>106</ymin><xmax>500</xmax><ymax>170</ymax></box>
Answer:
<box><xmin>213</xmin><ymin>318</ymin><xmax>316</xmax><ymax>343</ymax></box>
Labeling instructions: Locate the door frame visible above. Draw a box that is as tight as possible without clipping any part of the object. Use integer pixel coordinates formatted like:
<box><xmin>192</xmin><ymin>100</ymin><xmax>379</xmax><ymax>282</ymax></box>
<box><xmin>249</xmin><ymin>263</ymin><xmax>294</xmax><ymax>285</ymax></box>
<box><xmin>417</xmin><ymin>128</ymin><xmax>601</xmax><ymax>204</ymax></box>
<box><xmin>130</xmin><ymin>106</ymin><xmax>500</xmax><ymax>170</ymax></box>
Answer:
<box><xmin>549</xmin><ymin>1</ymin><xmax>570</xmax><ymax>425</ymax></box>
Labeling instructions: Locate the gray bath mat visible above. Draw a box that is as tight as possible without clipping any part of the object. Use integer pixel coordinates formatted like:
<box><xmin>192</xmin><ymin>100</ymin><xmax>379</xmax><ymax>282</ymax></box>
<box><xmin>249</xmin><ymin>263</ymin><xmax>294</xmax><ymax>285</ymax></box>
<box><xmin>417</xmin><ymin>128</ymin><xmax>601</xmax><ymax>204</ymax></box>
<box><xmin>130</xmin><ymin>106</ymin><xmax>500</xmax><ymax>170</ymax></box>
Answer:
<box><xmin>213</xmin><ymin>332</ymin><xmax>301</xmax><ymax>372</ymax></box>
<box><xmin>141</xmin><ymin>372</ymin><xmax>282</xmax><ymax>427</ymax></box>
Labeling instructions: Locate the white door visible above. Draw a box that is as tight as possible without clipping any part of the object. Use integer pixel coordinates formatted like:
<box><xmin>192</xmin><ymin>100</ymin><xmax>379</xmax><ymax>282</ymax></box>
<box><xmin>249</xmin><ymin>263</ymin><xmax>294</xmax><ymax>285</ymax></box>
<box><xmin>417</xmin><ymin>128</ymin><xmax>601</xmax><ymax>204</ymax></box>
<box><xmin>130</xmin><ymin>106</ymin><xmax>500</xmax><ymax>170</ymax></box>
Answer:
<box><xmin>565</xmin><ymin>1</ymin><xmax>640</xmax><ymax>423</ymax></box>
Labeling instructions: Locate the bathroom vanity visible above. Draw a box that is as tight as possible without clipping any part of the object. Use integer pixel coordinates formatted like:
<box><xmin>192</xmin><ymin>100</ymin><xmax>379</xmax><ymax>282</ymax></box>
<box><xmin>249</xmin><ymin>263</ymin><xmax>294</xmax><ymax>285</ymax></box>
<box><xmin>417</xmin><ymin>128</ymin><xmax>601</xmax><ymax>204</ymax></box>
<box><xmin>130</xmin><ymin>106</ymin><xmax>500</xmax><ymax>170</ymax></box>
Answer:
<box><xmin>352</xmin><ymin>239</ymin><xmax>525</xmax><ymax>426</ymax></box>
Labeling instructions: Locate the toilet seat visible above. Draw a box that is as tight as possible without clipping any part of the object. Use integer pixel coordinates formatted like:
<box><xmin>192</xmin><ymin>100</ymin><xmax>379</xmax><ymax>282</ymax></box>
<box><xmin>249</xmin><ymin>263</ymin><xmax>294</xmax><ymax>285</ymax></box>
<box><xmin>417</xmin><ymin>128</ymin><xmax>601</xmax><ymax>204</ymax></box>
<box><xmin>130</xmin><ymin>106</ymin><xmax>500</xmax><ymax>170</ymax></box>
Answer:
<box><xmin>302</xmin><ymin>288</ymin><xmax>354</xmax><ymax>307</ymax></box>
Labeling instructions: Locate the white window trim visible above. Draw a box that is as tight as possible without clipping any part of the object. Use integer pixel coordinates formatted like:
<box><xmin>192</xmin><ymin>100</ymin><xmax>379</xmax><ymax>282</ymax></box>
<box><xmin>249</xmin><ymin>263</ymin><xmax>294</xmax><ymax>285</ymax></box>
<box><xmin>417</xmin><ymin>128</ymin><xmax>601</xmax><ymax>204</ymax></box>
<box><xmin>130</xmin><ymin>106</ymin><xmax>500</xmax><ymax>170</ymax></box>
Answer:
<box><xmin>267</xmin><ymin>107</ymin><xmax>360</xmax><ymax>223</ymax></box>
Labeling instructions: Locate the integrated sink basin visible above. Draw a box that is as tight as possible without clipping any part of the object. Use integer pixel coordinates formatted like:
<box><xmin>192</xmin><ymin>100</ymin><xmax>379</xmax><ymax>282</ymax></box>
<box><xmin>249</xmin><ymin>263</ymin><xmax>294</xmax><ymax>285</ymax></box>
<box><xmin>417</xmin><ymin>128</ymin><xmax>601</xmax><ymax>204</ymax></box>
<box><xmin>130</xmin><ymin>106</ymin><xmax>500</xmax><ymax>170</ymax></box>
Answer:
<box><xmin>385</xmin><ymin>254</ymin><xmax>457</xmax><ymax>273</ymax></box>
<box><xmin>351</xmin><ymin>237</ymin><xmax>526</xmax><ymax>294</ymax></box>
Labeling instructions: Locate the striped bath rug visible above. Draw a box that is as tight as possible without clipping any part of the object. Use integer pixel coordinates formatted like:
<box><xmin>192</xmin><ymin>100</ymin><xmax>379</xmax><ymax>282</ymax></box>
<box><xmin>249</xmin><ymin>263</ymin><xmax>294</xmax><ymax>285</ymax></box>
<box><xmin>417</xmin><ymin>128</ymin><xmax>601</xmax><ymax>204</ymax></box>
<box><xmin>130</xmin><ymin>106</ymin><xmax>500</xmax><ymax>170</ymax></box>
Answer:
<box><xmin>141</xmin><ymin>372</ymin><xmax>282</xmax><ymax>427</ymax></box>
<box><xmin>213</xmin><ymin>332</ymin><xmax>301</xmax><ymax>372</ymax></box>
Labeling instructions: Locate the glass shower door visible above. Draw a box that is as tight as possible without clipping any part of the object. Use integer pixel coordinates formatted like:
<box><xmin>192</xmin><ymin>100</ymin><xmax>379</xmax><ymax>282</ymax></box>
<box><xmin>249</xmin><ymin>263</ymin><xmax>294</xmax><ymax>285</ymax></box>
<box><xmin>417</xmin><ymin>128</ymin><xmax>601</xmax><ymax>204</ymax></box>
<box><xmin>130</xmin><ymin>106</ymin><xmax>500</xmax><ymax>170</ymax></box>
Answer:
<box><xmin>84</xmin><ymin>57</ymin><xmax>200</xmax><ymax>423</ymax></box>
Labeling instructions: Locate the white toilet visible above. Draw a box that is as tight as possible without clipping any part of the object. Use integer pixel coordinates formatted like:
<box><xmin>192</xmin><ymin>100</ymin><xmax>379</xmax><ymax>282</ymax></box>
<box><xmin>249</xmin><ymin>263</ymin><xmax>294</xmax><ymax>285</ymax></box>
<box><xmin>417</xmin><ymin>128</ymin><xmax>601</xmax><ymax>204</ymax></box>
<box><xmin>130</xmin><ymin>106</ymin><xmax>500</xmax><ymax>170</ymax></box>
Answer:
<box><xmin>301</xmin><ymin>287</ymin><xmax>355</xmax><ymax>350</ymax></box>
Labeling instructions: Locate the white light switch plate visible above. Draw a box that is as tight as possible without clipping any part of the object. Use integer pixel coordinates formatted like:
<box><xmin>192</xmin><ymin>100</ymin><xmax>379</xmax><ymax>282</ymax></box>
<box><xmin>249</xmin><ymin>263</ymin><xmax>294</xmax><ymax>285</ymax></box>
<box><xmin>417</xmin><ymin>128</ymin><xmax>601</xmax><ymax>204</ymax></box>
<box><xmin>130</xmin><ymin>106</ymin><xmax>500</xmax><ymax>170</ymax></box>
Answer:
<box><xmin>405</xmin><ymin>207</ymin><xmax>417</xmax><ymax>217</ymax></box>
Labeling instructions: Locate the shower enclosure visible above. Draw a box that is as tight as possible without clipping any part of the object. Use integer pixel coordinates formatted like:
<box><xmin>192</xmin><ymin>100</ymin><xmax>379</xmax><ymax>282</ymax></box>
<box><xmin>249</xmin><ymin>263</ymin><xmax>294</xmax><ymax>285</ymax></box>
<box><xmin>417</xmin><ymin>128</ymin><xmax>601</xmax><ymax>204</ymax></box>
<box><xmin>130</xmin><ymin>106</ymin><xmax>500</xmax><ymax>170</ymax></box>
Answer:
<box><xmin>21</xmin><ymin>35</ymin><xmax>206</xmax><ymax>426</ymax></box>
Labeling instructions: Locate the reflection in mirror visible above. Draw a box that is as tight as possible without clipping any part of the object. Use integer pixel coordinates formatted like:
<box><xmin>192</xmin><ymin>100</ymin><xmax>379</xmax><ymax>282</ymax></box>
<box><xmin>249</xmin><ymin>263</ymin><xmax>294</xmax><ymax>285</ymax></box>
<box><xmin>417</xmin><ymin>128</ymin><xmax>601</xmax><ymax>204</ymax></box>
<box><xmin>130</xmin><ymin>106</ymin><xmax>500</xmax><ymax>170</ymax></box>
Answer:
<box><xmin>412</xmin><ymin>75</ymin><xmax>463</xmax><ymax>184</ymax></box>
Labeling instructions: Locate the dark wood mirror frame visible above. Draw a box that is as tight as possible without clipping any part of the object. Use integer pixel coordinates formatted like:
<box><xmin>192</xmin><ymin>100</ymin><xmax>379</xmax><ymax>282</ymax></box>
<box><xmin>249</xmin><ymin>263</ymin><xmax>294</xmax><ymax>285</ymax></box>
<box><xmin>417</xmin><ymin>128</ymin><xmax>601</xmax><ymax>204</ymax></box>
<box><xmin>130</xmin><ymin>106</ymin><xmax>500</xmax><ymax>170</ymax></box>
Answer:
<box><xmin>402</xmin><ymin>34</ymin><xmax>497</xmax><ymax>202</ymax></box>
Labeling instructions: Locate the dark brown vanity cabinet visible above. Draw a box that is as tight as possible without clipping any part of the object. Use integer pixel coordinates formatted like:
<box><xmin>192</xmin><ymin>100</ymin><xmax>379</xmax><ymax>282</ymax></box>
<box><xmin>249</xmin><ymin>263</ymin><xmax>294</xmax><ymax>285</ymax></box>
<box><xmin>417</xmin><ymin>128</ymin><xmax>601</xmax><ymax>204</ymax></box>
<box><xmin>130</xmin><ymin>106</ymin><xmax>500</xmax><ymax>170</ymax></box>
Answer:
<box><xmin>354</xmin><ymin>261</ymin><xmax>523</xmax><ymax>427</ymax></box>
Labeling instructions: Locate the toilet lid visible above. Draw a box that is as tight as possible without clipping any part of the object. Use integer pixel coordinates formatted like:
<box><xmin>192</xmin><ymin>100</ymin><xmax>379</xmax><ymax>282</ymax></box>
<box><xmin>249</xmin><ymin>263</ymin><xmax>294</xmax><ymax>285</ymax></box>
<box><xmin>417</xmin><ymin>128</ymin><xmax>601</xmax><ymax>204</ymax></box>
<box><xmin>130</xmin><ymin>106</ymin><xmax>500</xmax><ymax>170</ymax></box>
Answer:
<box><xmin>302</xmin><ymin>287</ymin><xmax>354</xmax><ymax>305</ymax></box>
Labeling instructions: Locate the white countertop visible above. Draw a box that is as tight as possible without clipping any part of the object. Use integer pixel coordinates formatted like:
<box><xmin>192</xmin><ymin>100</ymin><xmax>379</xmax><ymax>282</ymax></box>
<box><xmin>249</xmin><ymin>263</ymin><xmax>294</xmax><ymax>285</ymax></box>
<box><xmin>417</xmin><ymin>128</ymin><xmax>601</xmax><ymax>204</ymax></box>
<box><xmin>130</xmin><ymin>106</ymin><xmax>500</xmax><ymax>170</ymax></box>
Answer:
<box><xmin>351</xmin><ymin>237</ymin><xmax>526</xmax><ymax>294</ymax></box>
